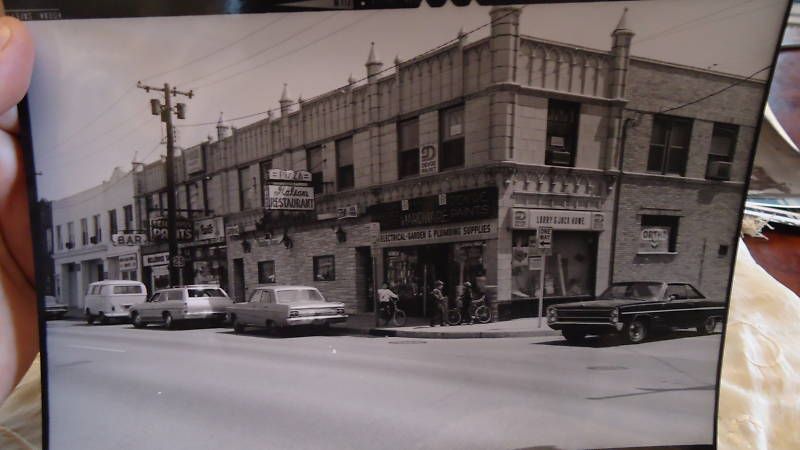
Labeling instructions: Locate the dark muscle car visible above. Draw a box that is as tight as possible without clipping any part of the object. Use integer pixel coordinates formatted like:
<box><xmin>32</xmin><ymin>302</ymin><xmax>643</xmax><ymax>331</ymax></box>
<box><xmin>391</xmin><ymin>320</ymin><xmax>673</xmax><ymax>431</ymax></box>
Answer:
<box><xmin>546</xmin><ymin>282</ymin><xmax>726</xmax><ymax>344</ymax></box>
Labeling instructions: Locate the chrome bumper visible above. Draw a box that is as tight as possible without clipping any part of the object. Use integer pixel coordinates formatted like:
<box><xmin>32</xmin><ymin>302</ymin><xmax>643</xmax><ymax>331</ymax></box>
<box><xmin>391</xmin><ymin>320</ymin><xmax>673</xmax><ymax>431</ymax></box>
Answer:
<box><xmin>286</xmin><ymin>315</ymin><xmax>348</xmax><ymax>326</ymax></box>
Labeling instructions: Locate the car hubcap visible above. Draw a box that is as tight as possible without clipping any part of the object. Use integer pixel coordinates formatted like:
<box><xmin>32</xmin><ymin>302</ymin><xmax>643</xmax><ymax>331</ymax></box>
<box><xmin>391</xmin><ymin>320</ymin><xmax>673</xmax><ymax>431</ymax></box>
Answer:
<box><xmin>705</xmin><ymin>317</ymin><xmax>716</xmax><ymax>332</ymax></box>
<box><xmin>630</xmin><ymin>323</ymin><xmax>643</xmax><ymax>341</ymax></box>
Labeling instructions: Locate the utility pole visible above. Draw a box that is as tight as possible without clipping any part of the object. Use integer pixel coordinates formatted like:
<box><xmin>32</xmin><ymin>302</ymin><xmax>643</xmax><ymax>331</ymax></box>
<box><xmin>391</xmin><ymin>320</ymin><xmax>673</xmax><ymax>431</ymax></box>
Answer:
<box><xmin>137</xmin><ymin>81</ymin><xmax>193</xmax><ymax>287</ymax></box>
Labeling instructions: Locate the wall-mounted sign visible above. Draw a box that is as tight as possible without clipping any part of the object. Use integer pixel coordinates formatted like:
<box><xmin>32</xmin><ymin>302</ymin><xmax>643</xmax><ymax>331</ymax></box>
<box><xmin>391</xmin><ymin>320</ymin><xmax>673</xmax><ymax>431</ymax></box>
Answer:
<box><xmin>119</xmin><ymin>254</ymin><xmax>138</xmax><ymax>271</ymax></box>
<box><xmin>268</xmin><ymin>169</ymin><xmax>312</xmax><ymax>182</ymax></box>
<box><xmin>111</xmin><ymin>233</ymin><xmax>148</xmax><ymax>247</ymax></box>
<box><xmin>511</xmin><ymin>209</ymin><xmax>605</xmax><ymax>231</ymax></box>
<box><xmin>377</xmin><ymin>221</ymin><xmax>496</xmax><ymax>247</ymax></box>
<box><xmin>369</xmin><ymin>187</ymin><xmax>498</xmax><ymax>231</ymax></box>
<box><xmin>184</xmin><ymin>146</ymin><xmax>205</xmax><ymax>175</ymax></box>
<box><xmin>225</xmin><ymin>225</ymin><xmax>241</xmax><ymax>238</ymax></box>
<box><xmin>195</xmin><ymin>217</ymin><xmax>225</xmax><ymax>241</ymax></box>
<box><xmin>528</xmin><ymin>256</ymin><xmax>544</xmax><ymax>271</ymax></box>
<box><xmin>438</xmin><ymin>193</ymin><xmax>447</xmax><ymax>206</ymax></box>
<box><xmin>639</xmin><ymin>227</ymin><xmax>670</xmax><ymax>253</ymax></box>
<box><xmin>149</xmin><ymin>216</ymin><xmax>194</xmax><ymax>242</ymax></box>
<box><xmin>337</xmin><ymin>205</ymin><xmax>359</xmax><ymax>220</ymax></box>
<box><xmin>538</xmin><ymin>227</ymin><xmax>553</xmax><ymax>249</ymax></box>
<box><xmin>419</xmin><ymin>144</ymin><xmax>438</xmax><ymax>176</ymax></box>
<box><xmin>143</xmin><ymin>252</ymin><xmax>169</xmax><ymax>267</ymax></box>
<box><xmin>265</xmin><ymin>185</ymin><xmax>315</xmax><ymax>210</ymax></box>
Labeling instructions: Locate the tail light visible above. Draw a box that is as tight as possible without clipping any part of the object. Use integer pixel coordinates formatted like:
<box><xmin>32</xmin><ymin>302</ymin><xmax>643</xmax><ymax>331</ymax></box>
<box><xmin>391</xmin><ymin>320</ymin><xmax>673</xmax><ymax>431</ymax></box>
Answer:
<box><xmin>336</xmin><ymin>308</ymin><xmax>345</xmax><ymax>315</ymax></box>
<box><xmin>289</xmin><ymin>310</ymin><xmax>299</xmax><ymax>318</ymax></box>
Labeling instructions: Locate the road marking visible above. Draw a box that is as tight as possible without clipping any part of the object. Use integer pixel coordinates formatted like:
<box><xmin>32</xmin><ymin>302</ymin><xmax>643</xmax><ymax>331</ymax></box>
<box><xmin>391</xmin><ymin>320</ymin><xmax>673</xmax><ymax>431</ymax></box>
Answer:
<box><xmin>67</xmin><ymin>344</ymin><xmax>126</xmax><ymax>353</ymax></box>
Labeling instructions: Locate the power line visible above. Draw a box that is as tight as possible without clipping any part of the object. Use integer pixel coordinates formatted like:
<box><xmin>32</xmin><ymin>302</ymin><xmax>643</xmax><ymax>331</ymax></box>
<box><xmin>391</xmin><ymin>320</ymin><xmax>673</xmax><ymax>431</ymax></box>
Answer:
<box><xmin>56</xmin><ymin>115</ymin><xmax>154</xmax><ymax>167</ymax></box>
<box><xmin>140</xmin><ymin>14</ymin><xmax>288</xmax><ymax>82</ymax></box>
<box><xmin>178</xmin><ymin>12</ymin><xmax>340</xmax><ymax>88</ymax></box>
<box><xmin>635</xmin><ymin>0</ymin><xmax>757</xmax><ymax>45</ymax></box>
<box><xmin>660</xmin><ymin>65</ymin><xmax>772</xmax><ymax>113</ymax></box>
<box><xmin>178</xmin><ymin>6</ymin><xmax>525</xmax><ymax>129</ymax></box>
<box><xmin>192</xmin><ymin>11</ymin><xmax>380</xmax><ymax>90</ymax></box>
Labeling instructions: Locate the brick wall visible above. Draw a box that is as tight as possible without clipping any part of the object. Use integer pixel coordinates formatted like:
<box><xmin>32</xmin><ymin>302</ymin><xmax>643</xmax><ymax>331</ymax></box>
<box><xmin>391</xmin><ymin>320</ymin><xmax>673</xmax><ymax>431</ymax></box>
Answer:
<box><xmin>613</xmin><ymin>177</ymin><xmax>744</xmax><ymax>301</ymax></box>
<box><xmin>226</xmin><ymin>222</ymin><xmax>377</xmax><ymax>313</ymax></box>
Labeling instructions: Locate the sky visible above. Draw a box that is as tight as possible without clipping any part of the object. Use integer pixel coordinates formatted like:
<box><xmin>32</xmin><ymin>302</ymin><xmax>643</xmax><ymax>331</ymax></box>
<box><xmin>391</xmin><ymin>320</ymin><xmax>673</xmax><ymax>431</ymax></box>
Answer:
<box><xmin>25</xmin><ymin>0</ymin><xmax>789</xmax><ymax>200</ymax></box>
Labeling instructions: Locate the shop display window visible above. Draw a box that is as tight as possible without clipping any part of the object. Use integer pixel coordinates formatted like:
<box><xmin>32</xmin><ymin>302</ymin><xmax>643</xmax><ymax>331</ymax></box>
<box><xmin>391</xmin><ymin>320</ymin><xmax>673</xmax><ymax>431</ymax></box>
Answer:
<box><xmin>511</xmin><ymin>230</ymin><xmax>596</xmax><ymax>299</ymax></box>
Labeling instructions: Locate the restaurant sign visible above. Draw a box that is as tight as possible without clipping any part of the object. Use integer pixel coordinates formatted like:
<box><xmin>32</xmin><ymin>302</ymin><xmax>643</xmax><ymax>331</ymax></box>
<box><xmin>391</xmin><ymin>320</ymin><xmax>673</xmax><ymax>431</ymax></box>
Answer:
<box><xmin>111</xmin><ymin>233</ymin><xmax>148</xmax><ymax>246</ymax></box>
<box><xmin>510</xmin><ymin>209</ymin><xmax>605</xmax><ymax>231</ymax></box>
<box><xmin>268</xmin><ymin>169</ymin><xmax>312</xmax><ymax>182</ymax></box>
<box><xmin>265</xmin><ymin>185</ymin><xmax>315</xmax><ymax>210</ymax></box>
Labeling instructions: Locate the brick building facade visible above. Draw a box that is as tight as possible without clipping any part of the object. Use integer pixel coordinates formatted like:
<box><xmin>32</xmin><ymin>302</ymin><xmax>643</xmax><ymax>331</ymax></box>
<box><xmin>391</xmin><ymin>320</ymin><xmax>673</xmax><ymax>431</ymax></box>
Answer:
<box><xmin>133</xmin><ymin>6</ymin><xmax>766</xmax><ymax>319</ymax></box>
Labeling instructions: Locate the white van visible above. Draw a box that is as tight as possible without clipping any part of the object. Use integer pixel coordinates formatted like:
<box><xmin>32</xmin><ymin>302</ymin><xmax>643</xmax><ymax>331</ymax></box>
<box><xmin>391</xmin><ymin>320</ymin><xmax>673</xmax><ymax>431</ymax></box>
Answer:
<box><xmin>85</xmin><ymin>280</ymin><xmax>148</xmax><ymax>325</ymax></box>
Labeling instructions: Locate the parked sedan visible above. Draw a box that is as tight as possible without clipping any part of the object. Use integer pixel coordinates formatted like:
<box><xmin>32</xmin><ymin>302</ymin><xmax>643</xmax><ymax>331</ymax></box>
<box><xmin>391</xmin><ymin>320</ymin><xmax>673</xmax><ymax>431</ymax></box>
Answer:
<box><xmin>130</xmin><ymin>285</ymin><xmax>233</xmax><ymax>329</ymax></box>
<box><xmin>547</xmin><ymin>281</ymin><xmax>726</xmax><ymax>344</ymax></box>
<box><xmin>44</xmin><ymin>295</ymin><xmax>68</xmax><ymax>320</ymax></box>
<box><xmin>227</xmin><ymin>285</ymin><xmax>347</xmax><ymax>334</ymax></box>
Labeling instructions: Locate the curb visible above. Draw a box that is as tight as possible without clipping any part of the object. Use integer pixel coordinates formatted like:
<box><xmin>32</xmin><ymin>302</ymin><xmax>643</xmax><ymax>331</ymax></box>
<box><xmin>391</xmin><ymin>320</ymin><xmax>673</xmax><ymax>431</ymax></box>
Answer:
<box><xmin>333</xmin><ymin>326</ymin><xmax>560</xmax><ymax>339</ymax></box>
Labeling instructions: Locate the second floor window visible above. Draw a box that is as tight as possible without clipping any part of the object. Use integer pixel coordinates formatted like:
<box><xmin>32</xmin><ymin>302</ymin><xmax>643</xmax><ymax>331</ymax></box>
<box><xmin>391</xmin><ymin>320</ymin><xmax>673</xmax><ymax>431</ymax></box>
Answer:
<box><xmin>307</xmin><ymin>146</ymin><xmax>324</xmax><ymax>195</ymax></box>
<box><xmin>440</xmin><ymin>105</ymin><xmax>465</xmax><ymax>171</ymax></box>
<box><xmin>647</xmin><ymin>116</ymin><xmax>692</xmax><ymax>176</ymax></box>
<box><xmin>546</xmin><ymin>100</ymin><xmax>580</xmax><ymax>167</ymax></box>
<box><xmin>336</xmin><ymin>137</ymin><xmax>354</xmax><ymax>191</ymax></box>
<box><xmin>80</xmin><ymin>218</ymin><xmax>88</xmax><ymax>246</ymax></box>
<box><xmin>56</xmin><ymin>225</ymin><xmax>62</xmax><ymax>250</ymax></box>
<box><xmin>706</xmin><ymin>123</ymin><xmax>738</xmax><ymax>181</ymax></box>
<box><xmin>238</xmin><ymin>167</ymin><xmax>251</xmax><ymax>211</ymax></box>
<box><xmin>108</xmin><ymin>209</ymin><xmax>118</xmax><ymax>235</ymax></box>
<box><xmin>398</xmin><ymin>117</ymin><xmax>420</xmax><ymax>178</ymax></box>
<box><xmin>92</xmin><ymin>215</ymin><xmax>101</xmax><ymax>243</ymax></box>
<box><xmin>67</xmin><ymin>222</ymin><xmax>74</xmax><ymax>247</ymax></box>
<box><xmin>123</xmin><ymin>205</ymin><xmax>134</xmax><ymax>230</ymax></box>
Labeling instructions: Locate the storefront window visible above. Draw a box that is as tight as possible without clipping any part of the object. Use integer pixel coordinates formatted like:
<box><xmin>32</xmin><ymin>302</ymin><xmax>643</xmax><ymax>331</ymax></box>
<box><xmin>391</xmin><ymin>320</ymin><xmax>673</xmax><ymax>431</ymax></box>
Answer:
<box><xmin>258</xmin><ymin>261</ymin><xmax>276</xmax><ymax>284</ymax></box>
<box><xmin>314</xmin><ymin>255</ymin><xmax>335</xmax><ymax>281</ymax></box>
<box><xmin>511</xmin><ymin>230</ymin><xmax>596</xmax><ymax>299</ymax></box>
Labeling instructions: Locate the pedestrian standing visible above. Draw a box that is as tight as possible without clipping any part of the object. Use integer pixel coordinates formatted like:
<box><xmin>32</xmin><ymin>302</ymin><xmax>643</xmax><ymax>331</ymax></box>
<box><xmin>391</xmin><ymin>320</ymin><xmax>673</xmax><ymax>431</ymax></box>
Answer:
<box><xmin>461</xmin><ymin>281</ymin><xmax>474</xmax><ymax>325</ymax></box>
<box><xmin>430</xmin><ymin>280</ymin><xmax>447</xmax><ymax>327</ymax></box>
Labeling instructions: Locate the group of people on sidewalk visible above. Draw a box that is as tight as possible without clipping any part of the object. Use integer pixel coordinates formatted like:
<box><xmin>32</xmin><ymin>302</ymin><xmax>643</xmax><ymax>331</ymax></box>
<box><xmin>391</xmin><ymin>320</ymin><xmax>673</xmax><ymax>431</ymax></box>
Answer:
<box><xmin>377</xmin><ymin>280</ymin><xmax>486</xmax><ymax>328</ymax></box>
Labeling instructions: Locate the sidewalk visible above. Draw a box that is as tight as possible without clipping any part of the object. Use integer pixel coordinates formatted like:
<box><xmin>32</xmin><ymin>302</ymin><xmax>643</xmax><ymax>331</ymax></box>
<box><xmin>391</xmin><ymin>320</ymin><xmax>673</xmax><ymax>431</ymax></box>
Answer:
<box><xmin>333</xmin><ymin>314</ymin><xmax>561</xmax><ymax>339</ymax></box>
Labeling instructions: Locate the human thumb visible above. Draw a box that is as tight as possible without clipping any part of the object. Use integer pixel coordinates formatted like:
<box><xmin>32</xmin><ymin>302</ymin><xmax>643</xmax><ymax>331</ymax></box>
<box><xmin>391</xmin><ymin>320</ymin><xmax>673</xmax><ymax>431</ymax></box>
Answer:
<box><xmin>0</xmin><ymin>16</ymin><xmax>34</xmax><ymax>121</ymax></box>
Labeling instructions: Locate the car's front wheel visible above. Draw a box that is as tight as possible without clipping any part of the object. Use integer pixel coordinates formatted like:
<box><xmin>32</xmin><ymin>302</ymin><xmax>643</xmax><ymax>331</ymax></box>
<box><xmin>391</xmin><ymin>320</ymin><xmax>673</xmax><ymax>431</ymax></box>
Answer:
<box><xmin>163</xmin><ymin>313</ymin><xmax>175</xmax><ymax>330</ymax></box>
<box><xmin>562</xmin><ymin>329</ymin><xmax>586</xmax><ymax>344</ymax></box>
<box><xmin>86</xmin><ymin>310</ymin><xmax>95</xmax><ymax>325</ymax></box>
<box><xmin>232</xmin><ymin>317</ymin><xmax>245</xmax><ymax>334</ymax></box>
<box><xmin>132</xmin><ymin>312</ymin><xmax>146</xmax><ymax>329</ymax></box>
<box><xmin>697</xmin><ymin>316</ymin><xmax>717</xmax><ymax>335</ymax></box>
<box><xmin>624</xmin><ymin>319</ymin><xmax>648</xmax><ymax>344</ymax></box>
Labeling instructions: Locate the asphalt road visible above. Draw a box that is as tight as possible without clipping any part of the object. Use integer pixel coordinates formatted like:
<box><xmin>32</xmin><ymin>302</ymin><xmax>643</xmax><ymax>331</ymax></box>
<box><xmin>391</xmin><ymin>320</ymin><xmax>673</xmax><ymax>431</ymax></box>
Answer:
<box><xmin>45</xmin><ymin>320</ymin><xmax>721</xmax><ymax>450</ymax></box>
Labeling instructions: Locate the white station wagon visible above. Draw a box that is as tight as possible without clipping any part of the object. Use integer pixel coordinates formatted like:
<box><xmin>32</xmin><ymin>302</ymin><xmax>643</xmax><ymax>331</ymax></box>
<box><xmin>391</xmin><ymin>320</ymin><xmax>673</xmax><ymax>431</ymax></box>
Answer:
<box><xmin>85</xmin><ymin>280</ymin><xmax>148</xmax><ymax>324</ymax></box>
<box><xmin>130</xmin><ymin>285</ymin><xmax>233</xmax><ymax>329</ymax></box>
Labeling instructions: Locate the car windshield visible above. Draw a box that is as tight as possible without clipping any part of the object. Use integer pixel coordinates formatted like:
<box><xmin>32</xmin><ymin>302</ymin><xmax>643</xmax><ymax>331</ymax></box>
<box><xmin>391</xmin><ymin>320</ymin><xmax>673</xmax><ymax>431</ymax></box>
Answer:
<box><xmin>188</xmin><ymin>288</ymin><xmax>228</xmax><ymax>298</ymax></box>
<box><xmin>598</xmin><ymin>283</ymin><xmax>662</xmax><ymax>301</ymax></box>
<box><xmin>275</xmin><ymin>289</ymin><xmax>325</xmax><ymax>304</ymax></box>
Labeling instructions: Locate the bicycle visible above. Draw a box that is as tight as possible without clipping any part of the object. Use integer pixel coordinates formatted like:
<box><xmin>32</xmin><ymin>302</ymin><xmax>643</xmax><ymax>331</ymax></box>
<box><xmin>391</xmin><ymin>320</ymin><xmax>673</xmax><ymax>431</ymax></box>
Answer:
<box><xmin>446</xmin><ymin>297</ymin><xmax>463</xmax><ymax>325</ymax></box>
<box><xmin>379</xmin><ymin>298</ymin><xmax>407</xmax><ymax>327</ymax></box>
<box><xmin>467</xmin><ymin>296</ymin><xmax>492</xmax><ymax>324</ymax></box>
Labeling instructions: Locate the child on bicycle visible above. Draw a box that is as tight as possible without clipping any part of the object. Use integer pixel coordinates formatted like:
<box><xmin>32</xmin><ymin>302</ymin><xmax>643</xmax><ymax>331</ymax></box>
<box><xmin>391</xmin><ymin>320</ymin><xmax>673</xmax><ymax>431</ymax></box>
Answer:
<box><xmin>377</xmin><ymin>283</ymin><xmax>399</xmax><ymax>319</ymax></box>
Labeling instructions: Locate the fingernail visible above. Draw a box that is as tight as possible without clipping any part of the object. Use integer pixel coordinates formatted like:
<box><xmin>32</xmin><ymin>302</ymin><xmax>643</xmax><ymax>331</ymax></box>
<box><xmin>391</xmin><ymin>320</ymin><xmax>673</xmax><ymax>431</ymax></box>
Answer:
<box><xmin>0</xmin><ymin>23</ymin><xmax>11</xmax><ymax>51</ymax></box>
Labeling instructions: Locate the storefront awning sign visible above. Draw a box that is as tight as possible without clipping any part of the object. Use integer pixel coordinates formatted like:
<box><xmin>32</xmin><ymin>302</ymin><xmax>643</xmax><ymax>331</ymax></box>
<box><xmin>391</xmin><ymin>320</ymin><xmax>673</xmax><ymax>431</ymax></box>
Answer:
<box><xmin>111</xmin><ymin>233</ymin><xmax>148</xmax><ymax>247</ymax></box>
<box><xmin>378</xmin><ymin>221</ymin><xmax>496</xmax><ymax>247</ymax></box>
<box><xmin>511</xmin><ymin>209</ymin><xmax>605</xmax><ymax>231</ymax></box>
<box><xmin>149</xmin><ymin>216</ymin><xmax>194</xmax><ymax>242</ymax></box>
<box><xmin>337</xmin><ymin>205</ymin><xmax>359</xmax><ymax>220</ymax></box>
<box><xmin>119</xmin><ymin>254</ymin><xmax>138</xmax><ymax>271</ymax></box>
<box><xmin>143</xmin><ymin>252</ymin><xmax>169</xmax><ymax>267</ymax></box>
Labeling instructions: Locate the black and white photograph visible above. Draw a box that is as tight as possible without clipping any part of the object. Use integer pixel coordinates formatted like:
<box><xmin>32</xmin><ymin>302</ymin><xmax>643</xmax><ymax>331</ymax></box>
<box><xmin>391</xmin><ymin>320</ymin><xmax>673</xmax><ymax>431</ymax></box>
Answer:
<box><xmin>10</xmin><ymin>0</ymin><xmax>792</xmax><ymax>448</ymax></box>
